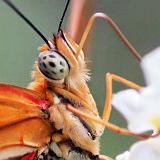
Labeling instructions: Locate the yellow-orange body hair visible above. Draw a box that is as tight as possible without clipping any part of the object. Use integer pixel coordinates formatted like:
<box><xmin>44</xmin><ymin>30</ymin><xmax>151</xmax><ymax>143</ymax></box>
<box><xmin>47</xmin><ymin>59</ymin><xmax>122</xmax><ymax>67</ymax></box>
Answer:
<box><xmin>28</xmin><ymin>31</ymin><xmax>104</xmax><ymax>158</ymax></box>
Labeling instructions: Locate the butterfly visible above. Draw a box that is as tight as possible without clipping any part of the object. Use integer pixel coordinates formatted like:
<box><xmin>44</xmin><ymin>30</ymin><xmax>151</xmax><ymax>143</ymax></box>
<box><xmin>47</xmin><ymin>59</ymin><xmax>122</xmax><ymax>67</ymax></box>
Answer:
<box><xmin>0</xmin><ymin>0</ymin><xmax>149</xmax><ymax>160</ymax></box>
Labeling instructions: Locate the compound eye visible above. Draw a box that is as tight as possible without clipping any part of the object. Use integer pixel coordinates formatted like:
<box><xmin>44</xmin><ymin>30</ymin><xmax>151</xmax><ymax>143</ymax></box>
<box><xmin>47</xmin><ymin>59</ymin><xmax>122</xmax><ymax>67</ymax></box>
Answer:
<box><xmin>38</xmin><ymin>50</ymin><xmax>69</xmax><ymax>80</ymax></box>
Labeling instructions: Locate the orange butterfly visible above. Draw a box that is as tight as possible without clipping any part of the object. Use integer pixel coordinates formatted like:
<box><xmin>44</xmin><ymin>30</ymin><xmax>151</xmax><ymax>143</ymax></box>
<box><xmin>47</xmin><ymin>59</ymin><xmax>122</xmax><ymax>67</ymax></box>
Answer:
<box><xmin>1</xmin><ymin>0</ymin><xmax>150</xmax><ymax>160</ymax></box>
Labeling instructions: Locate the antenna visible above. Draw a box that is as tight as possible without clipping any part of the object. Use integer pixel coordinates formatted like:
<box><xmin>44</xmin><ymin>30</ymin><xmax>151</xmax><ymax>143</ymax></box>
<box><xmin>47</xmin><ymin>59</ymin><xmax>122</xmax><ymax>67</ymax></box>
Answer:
<box><xmin>3</xmin><ymin>0</ymin><xmax>51</xmax><ymax>49</ymax></box>
<box><xmin>58</xmin><ymin>0</ymin><xmax>70</xmax><ymax>32</ymax></box>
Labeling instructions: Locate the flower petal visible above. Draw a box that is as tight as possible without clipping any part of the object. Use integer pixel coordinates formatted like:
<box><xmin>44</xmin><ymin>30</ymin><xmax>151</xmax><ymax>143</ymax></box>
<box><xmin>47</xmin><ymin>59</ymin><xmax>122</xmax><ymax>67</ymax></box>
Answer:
<box><xmin>141</xmin><ymin>47</ymin><xmax>160</xmax><ymax>88</ymax></box>
<box><xmin>112</xmin><ymin>89</ymin><xmax>155</xmax><ymax>133</ymax></box>
<box><xmin>116</xmin><ymin>138</ymin><xmax>160</xmax><ymax>160</ymax></box>
<box><xmin>115</xmin><ymin>151</ymin><xmax>130</xmax><ymax>160</ymax></box>
<box><xmin>129</xmin><ymin>137</ymin><xmax>160</xmax><ymax>160</ymax></box>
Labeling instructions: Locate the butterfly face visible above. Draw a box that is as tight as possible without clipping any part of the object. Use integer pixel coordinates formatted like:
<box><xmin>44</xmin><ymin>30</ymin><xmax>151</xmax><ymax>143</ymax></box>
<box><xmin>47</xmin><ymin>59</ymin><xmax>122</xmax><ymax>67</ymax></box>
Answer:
<box><xmin>37</xmin><ymin>30</ymin><xmax>89</xmax><ymax>87</ymax></box>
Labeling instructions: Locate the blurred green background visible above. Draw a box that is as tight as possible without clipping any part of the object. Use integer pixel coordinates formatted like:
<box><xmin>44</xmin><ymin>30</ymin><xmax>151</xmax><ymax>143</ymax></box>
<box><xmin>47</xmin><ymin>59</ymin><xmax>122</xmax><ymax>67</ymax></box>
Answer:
<box><xmin>0</xmin><ymin>0</ymin><xmax>160</xmax><ymax>158</ymax></box>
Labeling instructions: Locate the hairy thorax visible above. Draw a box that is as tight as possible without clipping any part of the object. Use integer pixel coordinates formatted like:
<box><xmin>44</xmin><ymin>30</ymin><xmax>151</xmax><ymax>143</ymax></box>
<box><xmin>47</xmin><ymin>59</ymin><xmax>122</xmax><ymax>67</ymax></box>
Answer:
<box><xmin>47</xmin><ymin>91</ymin><xmax>104</xmax><ymax>159</ymax></box>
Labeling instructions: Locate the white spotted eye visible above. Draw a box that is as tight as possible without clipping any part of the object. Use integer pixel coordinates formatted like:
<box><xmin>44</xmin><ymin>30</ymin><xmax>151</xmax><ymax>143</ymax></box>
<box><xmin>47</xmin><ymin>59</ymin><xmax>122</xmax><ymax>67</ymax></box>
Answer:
<box><xmin>38</xmin><ymin>50</ymin><xmax>69</xmax><ymax>80</ymax></box>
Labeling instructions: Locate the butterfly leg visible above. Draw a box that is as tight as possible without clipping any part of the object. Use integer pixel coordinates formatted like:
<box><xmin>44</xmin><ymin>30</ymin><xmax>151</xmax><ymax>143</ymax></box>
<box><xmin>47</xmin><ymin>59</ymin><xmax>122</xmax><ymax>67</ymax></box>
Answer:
<box><xmin>76</xmin><ymin>13</ymin><xmax>141</xmax><ymax>61</ymax></box>
<box><xmin>102</xmin><ymin>73</ymin><xmax>141</xmax><ymax>123</ymax></box>
<box><xmin>66</xmin><ymin>73</ymin><xmax>152</xmax><ymax>138</ymax></box>
<box><xmin>98</xmin><ymin>155</ymin><xmax>113</xmax><ymax>160</ymax></box>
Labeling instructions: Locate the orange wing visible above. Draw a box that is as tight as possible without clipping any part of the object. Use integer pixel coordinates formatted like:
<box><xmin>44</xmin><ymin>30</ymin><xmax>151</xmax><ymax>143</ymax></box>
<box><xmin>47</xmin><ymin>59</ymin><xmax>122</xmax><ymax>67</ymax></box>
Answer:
<box><xmin>0</xmin><ymin>84</ymin><xmax>52</xmax><ymax>159</ymax></box>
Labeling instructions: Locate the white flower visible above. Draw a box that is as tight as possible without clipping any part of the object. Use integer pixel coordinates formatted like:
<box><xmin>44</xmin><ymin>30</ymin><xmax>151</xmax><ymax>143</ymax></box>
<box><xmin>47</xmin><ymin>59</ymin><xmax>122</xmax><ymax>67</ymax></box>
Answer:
<box><xmin>116</xmin><ymin>151</ymin><xmax>130</xmax><ymax>160</ymax></box>
<box><xmin>116</xmin><ymin>137</ymin><xmax>160</xmax><ymax>160</ymax></box>
<box><xmin>112</xmin><ymin>47</ymin><xmax>160</xmax><ymax>133</ymax></box>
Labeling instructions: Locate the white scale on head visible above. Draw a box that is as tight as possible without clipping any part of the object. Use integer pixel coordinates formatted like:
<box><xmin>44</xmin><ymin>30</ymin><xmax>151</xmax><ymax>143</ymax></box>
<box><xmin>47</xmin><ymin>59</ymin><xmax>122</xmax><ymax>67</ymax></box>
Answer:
<box><xmin>53</xmin><ymin>94</ymin><xmax>61</xmax><ymax>104</ymax></box>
